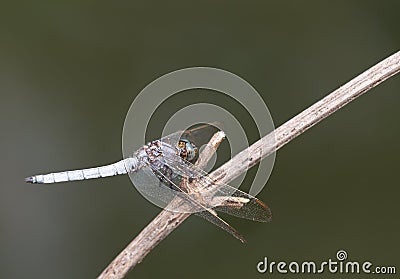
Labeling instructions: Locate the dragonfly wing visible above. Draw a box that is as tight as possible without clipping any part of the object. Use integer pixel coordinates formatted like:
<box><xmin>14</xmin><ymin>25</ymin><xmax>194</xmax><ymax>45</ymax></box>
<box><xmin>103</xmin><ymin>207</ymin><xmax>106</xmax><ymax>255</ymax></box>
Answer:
<box><xmin>142</xmin><ymin>164</ymin><xmax>246</xmax><ymax>242</ymax></box>
<box><xmin>159</xmin><ymin>123</ymin><xmax>221</xmax><ymax>152</ymax></box>
<box><xmin>131</xmin><ymin>164</ymin><xmax>214</xmax><ymax>213</ymax></box>
<box><xmin>130</xmin><ymin>165</ymin><xmax>179</xmax><ymax>209</ymax></box>
<box><xmin>213</xmin><ymin>191</ymin><xmax>272</xmax><ymax>223</ymax></box>
<box><xmin>195</xmin><ymin>210</ymin><xmax>246</xmax><ymax>243</ymax></box>
<box><xmin>180</xmin><ymin>122</ymin><xmax>221</xmax><ymax>148</ymax></box>
<box><xmin>162</xmin><ymin>154</ymin><xmax>272</xmax><ymax>222</ymax></box>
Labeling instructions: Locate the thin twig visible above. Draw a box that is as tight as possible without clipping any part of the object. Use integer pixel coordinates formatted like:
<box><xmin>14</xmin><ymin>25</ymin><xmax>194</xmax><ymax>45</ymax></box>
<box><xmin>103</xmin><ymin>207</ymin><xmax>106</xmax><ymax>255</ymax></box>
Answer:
<box><xmin>98</xmin><ymin>50</ymin><xmax>400</xmax><ymax>278</ymax></box>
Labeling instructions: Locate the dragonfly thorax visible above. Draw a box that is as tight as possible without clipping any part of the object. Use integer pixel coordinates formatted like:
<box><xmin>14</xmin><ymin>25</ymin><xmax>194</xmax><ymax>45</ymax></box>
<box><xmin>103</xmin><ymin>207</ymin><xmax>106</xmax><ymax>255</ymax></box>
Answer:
<box><xmin>143</xmin><ymin>140</ymin><xmax>163</xmax><ymax>162</ymax></box>
<box><xmin>142</xmin><ymin>138</ymin><xmax>197</xmax><ymax>164</ymax></box>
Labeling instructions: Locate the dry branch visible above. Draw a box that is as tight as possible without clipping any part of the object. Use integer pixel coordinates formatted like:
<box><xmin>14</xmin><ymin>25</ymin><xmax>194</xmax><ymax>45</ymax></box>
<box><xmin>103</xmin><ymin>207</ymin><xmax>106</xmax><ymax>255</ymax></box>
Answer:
<box><xmin>98</xmin><ymin>50</ymin><xmax>400</xmax><ymax>279</ymax></box>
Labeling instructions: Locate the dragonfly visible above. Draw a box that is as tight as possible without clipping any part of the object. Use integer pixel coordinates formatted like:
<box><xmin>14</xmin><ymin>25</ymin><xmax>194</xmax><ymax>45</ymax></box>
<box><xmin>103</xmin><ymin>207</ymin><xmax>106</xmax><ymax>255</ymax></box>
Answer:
<box><xmin>25</xmin><ymin>125</ymin><xmax>272</xmax><ymax>242</ymax></box>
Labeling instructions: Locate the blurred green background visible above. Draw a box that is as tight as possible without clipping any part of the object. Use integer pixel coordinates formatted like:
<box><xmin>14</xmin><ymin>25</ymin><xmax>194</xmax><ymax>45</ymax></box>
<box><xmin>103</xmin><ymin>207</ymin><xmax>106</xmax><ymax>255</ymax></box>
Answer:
<box><xmin>1</xmin><ymin>1</ymin><xmax>399</xmax><ymax>278</ymax></box>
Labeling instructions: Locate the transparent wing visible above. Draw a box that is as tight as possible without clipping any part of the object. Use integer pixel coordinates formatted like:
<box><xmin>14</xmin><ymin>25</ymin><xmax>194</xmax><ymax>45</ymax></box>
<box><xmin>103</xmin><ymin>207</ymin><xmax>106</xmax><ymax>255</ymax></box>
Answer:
<box><xmin>161</xmin><ymin>153</ymin><xmax>272</xmax><ymax>223</ymax></box>
<box><xmin>159</xmin><ymin>123</ymin><xmax>221</xmax><ymax>152</ymax></box>
<box><xmin>131</xmin><ymin>163</ymin><xmax>247</xmax><ymax>242</ymax></box>
<box><xmin>131</xmin><ymin>162</ymin><xmax>213</xmax><ymax>214</ymax></box>
<box><xmin>195</xmin><ymin>210</ymin><xmax>246</xmax><ymax>243</ymax></box>
<box><xmin>180</xmin><ymin>122</ymin><xmax>221</xmax><ymax>148</ymax></box>
<box><xmin>130</xmin><ymin>165</ymin><xmax>180</xmax><ymax>210</ymax></box>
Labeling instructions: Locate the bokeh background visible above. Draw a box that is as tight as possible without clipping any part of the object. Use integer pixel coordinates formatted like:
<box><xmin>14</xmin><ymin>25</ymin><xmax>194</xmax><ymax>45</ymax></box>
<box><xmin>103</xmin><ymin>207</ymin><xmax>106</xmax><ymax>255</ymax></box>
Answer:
<box><xmin>1</xmin><ymin>1</ymin><xmax>399</xmax><ymax>278</ymax></box>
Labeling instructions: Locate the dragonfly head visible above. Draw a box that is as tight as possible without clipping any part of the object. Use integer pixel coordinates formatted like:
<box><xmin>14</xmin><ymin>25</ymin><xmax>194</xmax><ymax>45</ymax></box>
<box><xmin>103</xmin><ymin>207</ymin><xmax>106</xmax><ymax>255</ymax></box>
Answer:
<box><xmin>177</xmin><ymin>138</ymin><xmax>198</xmax><ymax>162</ymax></box>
